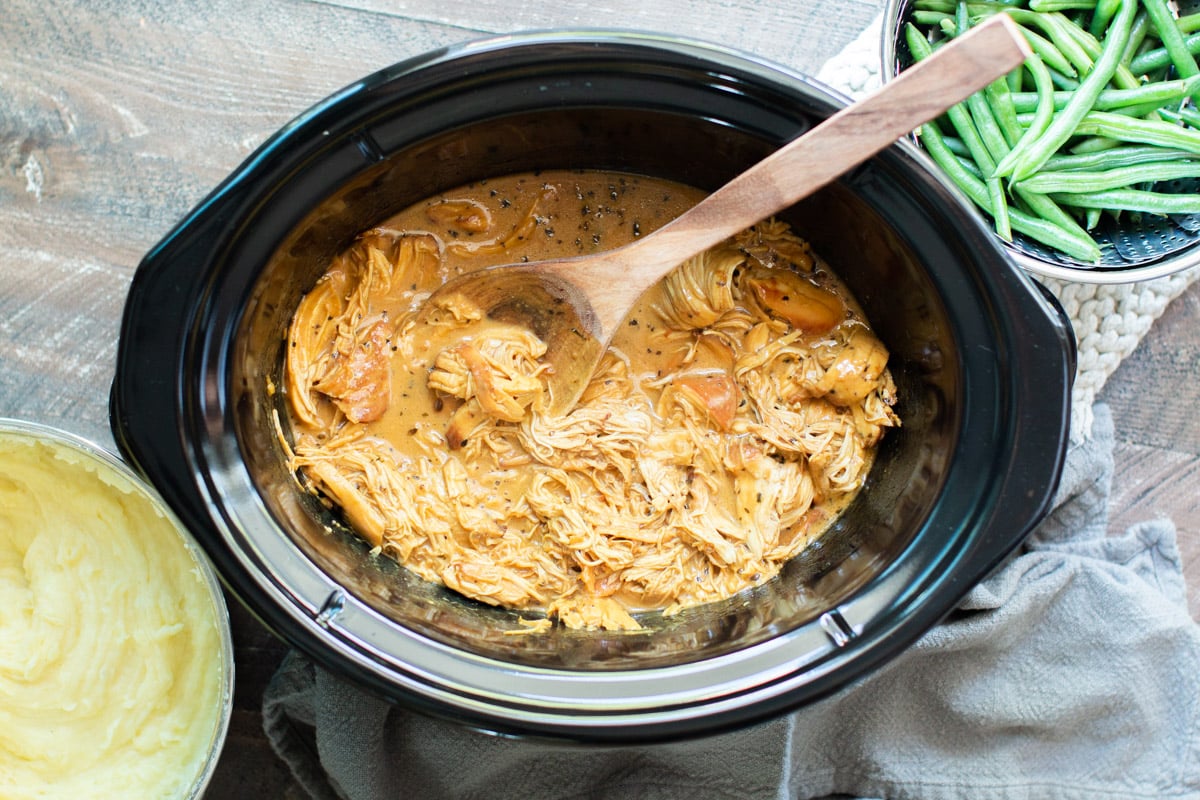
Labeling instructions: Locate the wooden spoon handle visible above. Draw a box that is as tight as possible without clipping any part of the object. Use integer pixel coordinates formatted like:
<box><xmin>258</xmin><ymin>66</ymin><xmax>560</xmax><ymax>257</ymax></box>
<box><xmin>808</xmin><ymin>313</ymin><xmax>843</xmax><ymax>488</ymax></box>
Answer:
<box><xmin>618</xmin><ymin>14</ymin><xmax>1031</xmax><ymax>281</ymax></box>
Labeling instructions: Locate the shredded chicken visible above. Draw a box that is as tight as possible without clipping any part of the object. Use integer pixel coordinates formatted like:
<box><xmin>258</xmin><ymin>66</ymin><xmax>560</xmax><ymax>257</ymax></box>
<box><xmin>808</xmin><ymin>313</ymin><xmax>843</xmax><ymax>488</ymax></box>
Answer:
<box><xmin>282</xmin><ymin>171</ymin><xmax>900</xmax><ymax>631</ymax></box>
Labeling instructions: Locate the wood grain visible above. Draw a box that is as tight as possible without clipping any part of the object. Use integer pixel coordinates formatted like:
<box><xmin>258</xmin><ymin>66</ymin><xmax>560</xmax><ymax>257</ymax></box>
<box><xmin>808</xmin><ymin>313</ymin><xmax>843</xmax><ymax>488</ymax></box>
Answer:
<box><xmin>310</xmin><ymin>0</ymin><xmax>884</xmax><ymax>73</ymax></box>
<box><xmin>1099</xmin><ymin>279</ymin><xmax>1200</xmax><ymax>619</ymax></box>
<box><xmin>2</xmin><ymin>2</ymin><xmax>1197</xmax><ymax>798</ymax></box>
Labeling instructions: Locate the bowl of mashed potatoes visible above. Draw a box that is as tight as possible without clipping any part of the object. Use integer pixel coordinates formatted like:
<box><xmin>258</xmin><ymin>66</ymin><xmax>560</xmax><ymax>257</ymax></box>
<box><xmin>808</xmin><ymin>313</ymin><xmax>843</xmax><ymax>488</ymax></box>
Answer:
<box><xmin>110</xmin><ymin>31</ymin><xmax>1074</xmax><ymax>742</ymax></box>
<box><xmin>0</xmin><ymin>419</ymin><xmax>232</xmax><ymax>798</ymax></box>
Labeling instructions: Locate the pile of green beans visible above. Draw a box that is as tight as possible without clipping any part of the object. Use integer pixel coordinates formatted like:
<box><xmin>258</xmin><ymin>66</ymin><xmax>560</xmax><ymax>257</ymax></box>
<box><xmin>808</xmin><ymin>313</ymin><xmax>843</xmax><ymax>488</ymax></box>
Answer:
<box><xmin>903</xmin><ymin>0</ymin><xmax>1200</xmax><ymax>263</ymax></box>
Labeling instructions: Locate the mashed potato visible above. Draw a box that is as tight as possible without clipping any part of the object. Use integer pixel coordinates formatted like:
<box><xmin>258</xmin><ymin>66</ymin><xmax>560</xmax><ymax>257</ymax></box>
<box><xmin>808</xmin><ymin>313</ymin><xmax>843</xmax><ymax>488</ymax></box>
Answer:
<box><xmin>0</xmin><ymin>428</ymin><xmax>228</xmax><ymax>798</ymax></box>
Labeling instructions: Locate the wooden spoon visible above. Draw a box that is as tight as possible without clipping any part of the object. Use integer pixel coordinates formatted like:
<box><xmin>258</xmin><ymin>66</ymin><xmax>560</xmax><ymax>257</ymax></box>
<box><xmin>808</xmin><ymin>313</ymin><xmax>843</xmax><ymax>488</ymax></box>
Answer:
<box><xmin>421</xmin><ymin>15</ymin><xmax>1030</xmax><ymax>416</ymax></box>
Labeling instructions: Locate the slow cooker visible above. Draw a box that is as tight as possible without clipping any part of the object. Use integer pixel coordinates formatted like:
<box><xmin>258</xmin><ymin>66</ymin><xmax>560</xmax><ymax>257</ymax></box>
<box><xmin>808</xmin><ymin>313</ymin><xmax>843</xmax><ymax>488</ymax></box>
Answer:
<box><xmin>110</xmin><ymin>31</ymin><xmax>1074</xmax><ymax>742</ymax></box>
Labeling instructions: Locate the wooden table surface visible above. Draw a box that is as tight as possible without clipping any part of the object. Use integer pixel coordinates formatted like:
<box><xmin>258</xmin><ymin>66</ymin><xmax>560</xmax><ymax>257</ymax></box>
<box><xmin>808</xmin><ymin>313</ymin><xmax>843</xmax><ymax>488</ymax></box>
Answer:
<box><xmin>3</xmin><ymin>2</ymin><xmax>1198</xmax><ymax>798</ymax></box>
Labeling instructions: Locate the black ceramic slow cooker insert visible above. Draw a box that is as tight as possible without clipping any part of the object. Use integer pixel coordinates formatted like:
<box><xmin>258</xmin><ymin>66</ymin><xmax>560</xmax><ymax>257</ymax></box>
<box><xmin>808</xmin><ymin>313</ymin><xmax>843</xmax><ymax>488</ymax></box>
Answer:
<box><xmin>110</xmin><ymin>31</ymin><xmax>1074</xmax><ymax>743</ymax></box>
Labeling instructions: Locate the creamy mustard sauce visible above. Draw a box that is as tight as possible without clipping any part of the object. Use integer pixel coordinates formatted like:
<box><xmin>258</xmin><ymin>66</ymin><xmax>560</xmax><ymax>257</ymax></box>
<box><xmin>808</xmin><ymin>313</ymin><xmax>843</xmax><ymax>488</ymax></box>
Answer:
<box><xmin>0</xmin><ymin>432</ymin><xmax>225</xmax><ymax>798</ymax></box>
<box><xmin>368</xmin><ymin>172</ymin><xmax>706</xmax><ymax>452</ymax></box>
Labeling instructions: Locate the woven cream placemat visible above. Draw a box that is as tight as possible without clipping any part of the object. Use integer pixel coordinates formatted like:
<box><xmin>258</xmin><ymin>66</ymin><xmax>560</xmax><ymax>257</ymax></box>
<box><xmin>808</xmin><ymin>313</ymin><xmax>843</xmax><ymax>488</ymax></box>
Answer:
<box><xmin>817</xmin><ymin>15</ymin><xmax>1200</xmax><ymax>443</ymax></box>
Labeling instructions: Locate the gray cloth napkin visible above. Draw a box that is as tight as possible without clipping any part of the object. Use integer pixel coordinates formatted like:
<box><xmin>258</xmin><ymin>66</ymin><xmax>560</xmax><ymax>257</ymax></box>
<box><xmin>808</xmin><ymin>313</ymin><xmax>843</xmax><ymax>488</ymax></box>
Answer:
<box><xmin>262</xmin><ymin>404</ymin><xmax>1200</xmax><ymax>800</ymax></box>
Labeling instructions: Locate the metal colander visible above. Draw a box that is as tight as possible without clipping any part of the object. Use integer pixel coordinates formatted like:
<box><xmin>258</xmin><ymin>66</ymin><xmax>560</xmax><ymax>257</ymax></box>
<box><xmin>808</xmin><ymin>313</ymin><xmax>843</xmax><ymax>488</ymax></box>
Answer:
<box><xmin>882</xmin><ymin>0</ymin><xmax>1200</xmax><ymax>283</ymax></box>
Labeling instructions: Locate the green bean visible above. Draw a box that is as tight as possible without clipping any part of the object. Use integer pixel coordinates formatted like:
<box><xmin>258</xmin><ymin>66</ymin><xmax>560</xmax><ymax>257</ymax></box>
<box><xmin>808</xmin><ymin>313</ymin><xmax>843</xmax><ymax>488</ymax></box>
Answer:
<box><xmin>1179</xmin><ymin>13</ymin><xmax>1200</xmax><ymax>34</ymax></box>
<box><xmin>1002</xmin><ymin>0</ymin><xmax>1138</xmax><ymax>181</ymax></box>
<box><xmin>1018</xmin><ymin>23</ymin><xmax>1080</xmax><ymax>76</ymax></box>
<box><xmin>1120</xmin><ymin>11</ymin><xmax>1152</xmax><ymax>67</ymax></box>
<box><xmin>1142</xmin><ymin>63</ymin><xmax>1175</xmax><ymax>84</ymax></box>
<box><xmin>1072</xmin><ymin>109</ymin><xmax>1200</xmax><ymax>152</ymax></box>
<box><xmin>1140</xmin><ymin>0</ymin><xmax>1200</xmax><ymax>79</ymax></box>
<box><xmin>905</xmin><ymin>25</ymin><xmax>995</xmax><ymax>169</ymax></box>
<box><xmin>1008</xmin><ymin>76</ymin><xmax>1200</xmax><ymax>112</ymax></box>
<box><xmin>913</xmin><ymin>0</ymin><xmax>1021</xmax><ymax>11</ymax></box>
<box><xmin>954</xmin><ymin>4</ymin><xmax>1013</xmax><ymax>239</ymax></box>
<box><xmin>963</xmin><ymin>157</ymin><xmax>989</xmax><ymax>179</ymax></box>
<box><xmin>1043</xmin><ymin>13</ymin><xmax>1098</xmax><ymax>73</ymax></box>
<box><xmin>1129</xmin><ymin>30</ymin><xmax>1200</xmax><ymax>74</ymax></box>
<box><xmin>917</xmin><ymin>123</ymin><xmax>1103</xmax><ymax>261</ymax></box>
<box><xmin>1015</xmin><ymin>161</ymin><xmax>1200</xmax><ymax>192</ymax></box>
<box><xmin>1091</xmin><ymin>0</ymin><xmax>1123</xmax><ymax>37</ymax></box>
<box><xmin>958</xmin><ymin>6</ymin><xmax>1010</xmax><ymax>162</ymax></box>
<box><xmin>1004</xmin><ymin>9</ymin><xmax>1140</xmax><ymax>90</ymax></box>
<box><xmin>1051</xmin><ymin>10</ymin><xmax>1140</xmax><ymax>89</ymax></box>
<box><xmin>915</xmin><ymin>125</ymin><xmax>982</xmax><ymax>188</ymax></box>
<box><xmin>1069</xmin><ymin>135</ymin><xmax>1123</xmax><ymax>153</ymax></box>
<box><xmin>1015</xmin><ymin>105</ymin><xmax>1162</xmax><ymax>125</ymax></box>
<box><xmin>1086</xmin><ymin>207</ymin><xmax>1103</xmax><ymax>229</ymax></box>
<box><xmin>1003</xmin><ymin>9</ymin><xmax>1094</xmax><ymax>76</ymax></box>
<box><xmin>1013</xmin><ymin>184</ymin><xmax>1099</xmax><ymax>248</ymax></box>
<box><xmin>987</xmin><ymin>178</ymin><xmax>1013</xmax><ymax>239</ymax></box>
<box><xmin>994</xmin><ymin>54</ymin><xmax>1056</xmax><ymax>177</ymax></box>
<box><xmin>1049</xmin><ymin>188</ymin><xmax>1200</xmax><ymax>213</ymax></box>
<box><xmin>1158</xmin><ymin>105</ymin><xmax>1200</xmax><ymax>128</ymax></box>
<box><xmin>1105</xmin><ymin>99</ymin><xmax>1171</xmax><ymax>118</ymax></box>
<box><xmin>956</xmin><ymin>154</ymin><xmax>986</xmax><ymax>179</ymax></box>
<box><xmin>940</xmin><ymin>135</ymin><xmax>973</xmax><ymax>158</ymax></box>
<box><xmin>1030</xmin><ymin>0</ymin><xmax>1096</xmax><ymax>9</ymax></box>
<box><xmin>986</xmin><ymin>77</ymin><xmax>1023</xmax><ymax>146</ymax></box>
<box><xmin>1049</xmin><ymin>67</ymin><xmax>1082</xmax><ymax>89</ymax></box>
<box><xmin>913</xmin><ymin>10</ymin><xmax>953</xmax><ymax>26</ymax></box>
<box><xmin>1007</xmin><ymin>67</ymin><xmax>1024</xmax><ymax>93</ymax></box>
<box><xmin>904</xmin><ymin>17</ymin><xmax>1010</xmax><ymax>216</ymax></box>
<box><xmin>1006</xmin><ymin>96</ymin><xmax>1044</xmax><ymax>113</ymax></box>
<box><xmin>1043</xmin><ymin>144</ymin><xmax>1199</xmax><ymax>170</ymax></box>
